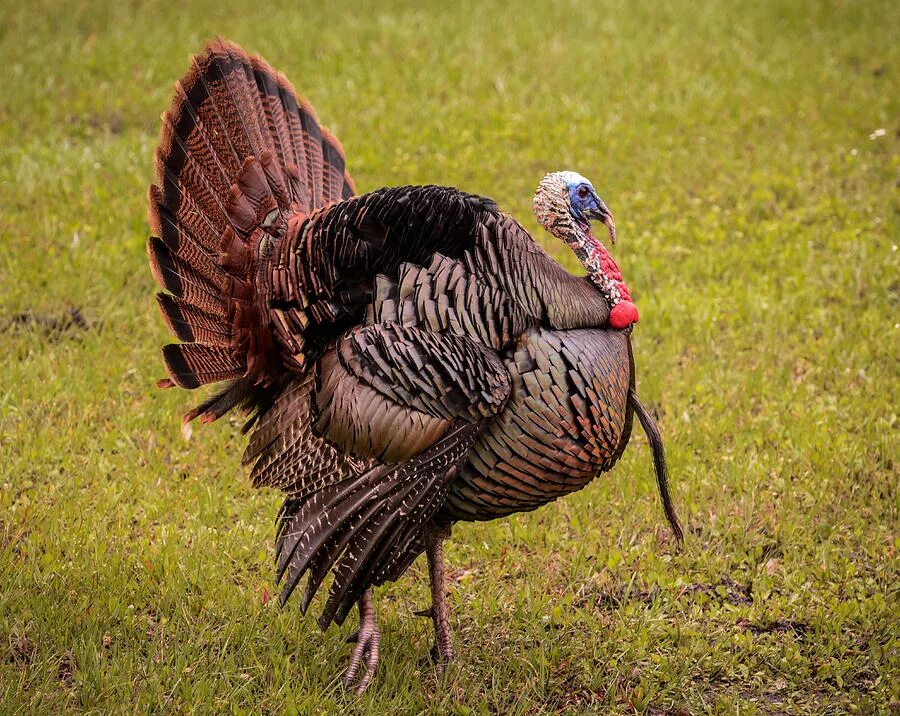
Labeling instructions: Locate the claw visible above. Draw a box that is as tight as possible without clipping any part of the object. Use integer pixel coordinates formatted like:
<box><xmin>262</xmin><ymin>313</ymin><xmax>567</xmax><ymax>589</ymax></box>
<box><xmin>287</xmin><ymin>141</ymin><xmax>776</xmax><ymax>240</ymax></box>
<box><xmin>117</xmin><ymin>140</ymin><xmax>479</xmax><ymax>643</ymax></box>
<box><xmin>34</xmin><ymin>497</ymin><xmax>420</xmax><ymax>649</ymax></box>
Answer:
<box><xmin>432</xmin><ymin>644</ymin><xmax>447</xmax><ymax>676</ymax></box>
<box><xmin>418</xmin><ymin>641</ymin><xmax>439</xmax><ymax>668</ymax></box>
<box><xmin>417</xmin><ymin>641</ymin><xmax>453</xmax><ymax>673</ymax></box>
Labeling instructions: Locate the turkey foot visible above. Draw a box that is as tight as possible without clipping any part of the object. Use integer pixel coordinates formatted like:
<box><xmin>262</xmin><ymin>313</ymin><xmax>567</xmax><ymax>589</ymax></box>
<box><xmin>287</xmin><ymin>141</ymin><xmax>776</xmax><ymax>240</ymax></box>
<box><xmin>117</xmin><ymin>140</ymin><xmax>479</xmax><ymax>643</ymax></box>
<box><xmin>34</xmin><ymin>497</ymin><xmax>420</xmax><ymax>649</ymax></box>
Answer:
<box><xmin>343</xmin><ymin>589</ymin><xmax>379</xmax><ymax>695</ymax></box>
<box><xmin>420</xmin><ymin>522</ymin><xmax>455</xmax><ymax>670</ymax></box>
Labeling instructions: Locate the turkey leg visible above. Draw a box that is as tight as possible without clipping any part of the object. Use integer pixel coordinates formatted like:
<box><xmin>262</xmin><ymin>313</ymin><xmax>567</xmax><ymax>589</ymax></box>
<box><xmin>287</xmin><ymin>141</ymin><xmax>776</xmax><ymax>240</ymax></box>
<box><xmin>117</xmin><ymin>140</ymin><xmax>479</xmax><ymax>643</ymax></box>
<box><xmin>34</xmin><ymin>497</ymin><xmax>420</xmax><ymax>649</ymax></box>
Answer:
<box><xmin>343</xmin><ymin>588</ymin><xmax>380</xmax><ymax>694</ymax></box>
<box><xmin>422</xmin><ymin>521</ymin><xmax>455</xmax><ymax>667</ymax></box>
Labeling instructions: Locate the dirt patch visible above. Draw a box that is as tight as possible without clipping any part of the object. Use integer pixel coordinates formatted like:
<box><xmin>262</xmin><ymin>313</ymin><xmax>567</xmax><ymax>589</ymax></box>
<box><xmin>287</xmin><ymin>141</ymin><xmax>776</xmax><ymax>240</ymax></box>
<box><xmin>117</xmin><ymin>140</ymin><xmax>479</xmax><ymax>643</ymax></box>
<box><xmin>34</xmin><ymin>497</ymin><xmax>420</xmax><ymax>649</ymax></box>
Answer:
<box><xmin>647</xmin><ymin>706</ymin><xmax>692</xmax><ymax>716</ymax></box>
<box><xmin>84</xmin><ymin>111</ymin><xmax>124</xmax><ymax>135</ymax></box>
<box><xmin>578</xmin><ymin>576</ymin><xmax>754</xmax><ymax>610</ymax></box>
<box><xmin>677</xmin><ymin>577</ymin><xmax>753</xmax><ymax>606</ymax></box>
<box><xmin>5</xmin><ymin>308</ymin><xmax>91</xmax><ymax>339</ymax></box>
<box><xmin>593</xmin><ymin>585</ymin><xmax>662</xmax><ymax>609</ymax></box>
<box><xmin>56</xmin><ymin>652</ymin><xmax>76</xmax><ymax>686</ymax></box>
<box><xmin>736</xmin><ymin>618</ymin><xmax>808</xmax><ymax>637</ymax></box>
<box><xmin>573</xmin><ymin>576</ymin><xmax>662</xmax><ymax>610</ymax></box>
<box><xmin>9</xmin><ymin>634</ymin><xmax>36</xmax><ymax>665</ymax></box>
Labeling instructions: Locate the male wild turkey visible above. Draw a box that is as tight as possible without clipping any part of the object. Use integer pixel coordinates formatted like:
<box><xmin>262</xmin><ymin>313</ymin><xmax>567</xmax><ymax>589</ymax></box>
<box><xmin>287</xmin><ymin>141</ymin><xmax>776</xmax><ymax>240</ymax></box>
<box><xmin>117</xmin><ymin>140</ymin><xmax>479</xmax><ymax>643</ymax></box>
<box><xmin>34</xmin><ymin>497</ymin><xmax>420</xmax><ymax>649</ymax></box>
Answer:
<box><xmin>148</xmin><ymin>40</ymin><xmax>681</xmax><ymax>693</ymax></box>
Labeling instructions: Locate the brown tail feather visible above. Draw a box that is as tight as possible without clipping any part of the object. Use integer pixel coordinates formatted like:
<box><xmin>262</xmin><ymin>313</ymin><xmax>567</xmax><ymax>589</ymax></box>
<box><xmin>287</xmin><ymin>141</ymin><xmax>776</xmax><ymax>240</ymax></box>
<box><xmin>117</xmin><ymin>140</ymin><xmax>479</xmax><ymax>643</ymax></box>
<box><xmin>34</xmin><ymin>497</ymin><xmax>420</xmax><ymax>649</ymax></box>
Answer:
<box><xmin>149</xmin><ymin>39</ymin><xmax>356</xmax><ymax>407</ymax></box>
<box><xmin>162</xmin><ymin>343</ymin><xmax>246</xmax><ymax>389</ymax></box>
<box><xmin>149</xmin><ymin>183</ymin><xmax>221</xmax><ymax>255</ymax></box>
<box><xmin>156</xmin><ymin>294</ymin><xmax>232</xmax><ymax>346</ymax></box>
<box><xmin>148</xmin><ymin>237</ymin><xmax>229</xmax><ymax>298</ymax></box>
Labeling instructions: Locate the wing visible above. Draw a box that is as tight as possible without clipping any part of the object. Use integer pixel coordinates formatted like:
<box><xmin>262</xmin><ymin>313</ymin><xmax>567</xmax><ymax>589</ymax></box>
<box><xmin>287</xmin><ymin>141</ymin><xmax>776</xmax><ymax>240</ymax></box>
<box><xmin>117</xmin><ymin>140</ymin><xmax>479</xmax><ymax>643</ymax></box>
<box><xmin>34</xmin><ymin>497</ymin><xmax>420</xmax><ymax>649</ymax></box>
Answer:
<box><xmin>275</xmin><ymin>423</ymin><xmax>480</xmax><ymax>626</ymax></box>
<box><xmin>247</xmin><ymin>249</ymin><xmax>525</xmax><ymax>498</ymax></box>
<box><xmin>270</xmin><ymin>323</ymin><xmax>510</xmax><ymax>626</ymax></box>
<box><xmin>315</xmin><ymin>322</ymin><xmax>511</xmax><ymax>463</ymax></box>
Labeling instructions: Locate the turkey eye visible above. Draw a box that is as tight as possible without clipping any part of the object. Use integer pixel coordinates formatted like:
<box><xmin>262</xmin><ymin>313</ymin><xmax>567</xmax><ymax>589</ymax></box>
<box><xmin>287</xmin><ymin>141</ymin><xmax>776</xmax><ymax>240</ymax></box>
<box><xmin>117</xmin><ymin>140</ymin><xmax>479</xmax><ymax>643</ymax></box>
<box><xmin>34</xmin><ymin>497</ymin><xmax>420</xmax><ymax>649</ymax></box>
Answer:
<box><xmin>577</xmin><ymin>186</ymin><xmax>589</xmax><ymax>199</ymax></box>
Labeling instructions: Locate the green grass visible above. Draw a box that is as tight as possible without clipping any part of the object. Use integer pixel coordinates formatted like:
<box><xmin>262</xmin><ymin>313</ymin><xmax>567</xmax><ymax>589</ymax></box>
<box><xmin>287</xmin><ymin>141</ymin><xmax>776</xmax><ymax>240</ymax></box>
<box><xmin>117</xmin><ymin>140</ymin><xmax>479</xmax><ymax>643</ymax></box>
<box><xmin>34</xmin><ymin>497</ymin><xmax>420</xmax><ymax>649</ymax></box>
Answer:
<box><xmin>1</xmin><ymin>0</ymin><xmax>897</xmax><ymax>713</ymax></box>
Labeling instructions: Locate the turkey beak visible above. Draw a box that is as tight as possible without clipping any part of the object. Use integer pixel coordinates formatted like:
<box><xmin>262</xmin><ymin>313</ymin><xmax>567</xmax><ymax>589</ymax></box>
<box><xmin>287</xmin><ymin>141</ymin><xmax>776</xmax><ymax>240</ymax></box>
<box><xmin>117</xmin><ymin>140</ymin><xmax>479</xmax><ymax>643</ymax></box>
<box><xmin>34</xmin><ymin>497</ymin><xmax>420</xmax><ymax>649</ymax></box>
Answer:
<box><xmin>587</xmin><ymin>200</ymin><xmax>616</xmax><ymax>245</ymax></box>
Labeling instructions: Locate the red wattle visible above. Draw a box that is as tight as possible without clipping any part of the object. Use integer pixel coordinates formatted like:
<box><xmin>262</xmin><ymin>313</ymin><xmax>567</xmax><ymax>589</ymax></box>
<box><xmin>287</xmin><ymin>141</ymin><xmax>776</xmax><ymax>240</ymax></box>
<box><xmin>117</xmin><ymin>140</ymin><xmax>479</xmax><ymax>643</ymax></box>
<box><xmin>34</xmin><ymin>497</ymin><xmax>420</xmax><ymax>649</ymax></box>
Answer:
<box><xmin>592</xmin><ymin>243</ymin><xmax>632</xmax><ymax>300</ymax></box>
<box><xmin>609</xmin><ymin>300</ymin><xmax>639</xmax><ymax>329</ymax></box>
<box><xmin>599</xmin><ymin>253</ymin><xmax>623</xmax><ymax>282</ymax></box>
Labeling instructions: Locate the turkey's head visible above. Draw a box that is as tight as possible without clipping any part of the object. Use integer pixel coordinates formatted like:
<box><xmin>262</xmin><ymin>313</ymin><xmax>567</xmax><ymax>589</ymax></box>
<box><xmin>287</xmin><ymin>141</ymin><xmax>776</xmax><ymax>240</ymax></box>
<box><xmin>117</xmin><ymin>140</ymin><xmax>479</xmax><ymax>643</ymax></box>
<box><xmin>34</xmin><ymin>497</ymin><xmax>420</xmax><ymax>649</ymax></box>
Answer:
<box><xmin>533</xmin><ymin>171</ymin><xmax>638</xmax><ymax>329</ymax></box>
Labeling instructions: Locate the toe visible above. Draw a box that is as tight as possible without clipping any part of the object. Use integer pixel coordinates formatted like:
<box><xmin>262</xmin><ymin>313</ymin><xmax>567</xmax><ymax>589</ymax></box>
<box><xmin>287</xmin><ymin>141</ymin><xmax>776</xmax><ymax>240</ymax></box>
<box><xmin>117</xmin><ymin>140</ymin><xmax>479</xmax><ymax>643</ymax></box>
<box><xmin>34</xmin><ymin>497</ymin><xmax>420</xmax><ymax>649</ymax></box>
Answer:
<box><xmin>343</xmin><ymin>639</ymin><xmax>366</xmax><ymax>687</ymax></box>
<box><xmin>343</xmin><ymin>627</ymin><xmax>380</xmax><ymax>695</ymax></box>
<box><xmin>355</xmin><ymin>636</ymin><xmax>379</xmax><ymax>695</ymax></box>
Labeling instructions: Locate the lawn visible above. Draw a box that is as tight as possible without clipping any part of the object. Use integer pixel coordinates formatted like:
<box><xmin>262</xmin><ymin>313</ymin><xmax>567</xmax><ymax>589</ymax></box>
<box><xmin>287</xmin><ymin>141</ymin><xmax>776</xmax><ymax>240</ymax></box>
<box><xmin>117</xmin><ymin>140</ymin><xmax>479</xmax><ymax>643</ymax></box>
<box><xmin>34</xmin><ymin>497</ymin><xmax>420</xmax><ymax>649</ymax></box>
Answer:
<box><xmin>0</xmin><ymin>0</ymin><xmax>897</xmax><ymax>713</ymax></box>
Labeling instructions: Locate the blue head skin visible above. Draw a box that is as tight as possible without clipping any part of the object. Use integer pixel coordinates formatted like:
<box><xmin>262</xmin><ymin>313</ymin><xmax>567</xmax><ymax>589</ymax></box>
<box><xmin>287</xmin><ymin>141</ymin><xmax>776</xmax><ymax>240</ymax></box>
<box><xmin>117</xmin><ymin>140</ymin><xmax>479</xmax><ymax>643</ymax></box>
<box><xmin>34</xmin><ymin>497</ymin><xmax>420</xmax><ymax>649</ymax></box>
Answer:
<box><xmin>560</xmin><ymin>171</ymin><xmax>616</xmax><ymax>243</ymax></box>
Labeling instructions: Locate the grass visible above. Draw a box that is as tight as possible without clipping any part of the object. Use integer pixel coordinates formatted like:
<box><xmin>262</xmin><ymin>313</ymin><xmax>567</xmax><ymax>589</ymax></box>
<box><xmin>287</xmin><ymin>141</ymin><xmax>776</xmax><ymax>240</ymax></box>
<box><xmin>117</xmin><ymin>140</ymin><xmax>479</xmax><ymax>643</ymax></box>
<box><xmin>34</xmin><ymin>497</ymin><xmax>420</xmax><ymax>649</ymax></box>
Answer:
<box><xmin>0</xmin><ymin>0</ymin><xmax>897</xmax><ymax>712</ymax></box>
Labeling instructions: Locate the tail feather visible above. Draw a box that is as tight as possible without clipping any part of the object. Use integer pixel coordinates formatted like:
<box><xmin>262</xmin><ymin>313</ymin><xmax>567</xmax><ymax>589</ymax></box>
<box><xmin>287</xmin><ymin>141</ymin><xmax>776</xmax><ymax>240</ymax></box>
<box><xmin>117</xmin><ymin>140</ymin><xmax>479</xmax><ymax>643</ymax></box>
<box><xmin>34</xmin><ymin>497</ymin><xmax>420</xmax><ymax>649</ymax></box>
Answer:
<box><xmin>183</xmin><ymin>378</ymin><xmax>259</xmax><ymax>424</ymax></box>
<box><xmin>156</xmin><ymin>294</ymin><xmax>232</xmax><ymax>346</ymax></box>
<box><xmin>296</xmin><ymin>98</ymin><xmax>324</xmax><ymax>209</ymax></box>
<box><xmin>157</xmin><ymin>111</ymin><xmax>234</xmax><ymax>234</ymax></box>
<box><xmin>214</xmin><ymin>47</ymin><xmax>270</xmax><ymax>162</ymax></box>
<box><xmin>148</xmin><ymin>236</ymin><xmax>229</xmax><ymax>300</ymax></box>
<box><xmin>629</xmin><ymin>391</ymin><xmax>684</xmax><ymax>545</ymax></box>
<box><xmin>187</xmin><ymin>52</ymin><xmax>253</xmax><ymax>171</ymax></box>
<box><xmin>251</xmin><ymin>65</ymin><xmax>293</xmax><ymax>182</ymax></box>
<box><xmin>150</xmin><ymin>207</ymin><xmax>224</xmax><ymax>287</ymax></box>
<box><xmin>162</xmin><ymin>343</ymin><xmax>246</xmax><ymax>389</ymax></box>
<box><xmin>149</xmin><ymin>182</ymin><xmax>221</xmax><ymax>256</ymax></box>
<box><xmin>149</xmin><ymin>39</ymin><xmax>356</xmax><ymax>406</ymax></box>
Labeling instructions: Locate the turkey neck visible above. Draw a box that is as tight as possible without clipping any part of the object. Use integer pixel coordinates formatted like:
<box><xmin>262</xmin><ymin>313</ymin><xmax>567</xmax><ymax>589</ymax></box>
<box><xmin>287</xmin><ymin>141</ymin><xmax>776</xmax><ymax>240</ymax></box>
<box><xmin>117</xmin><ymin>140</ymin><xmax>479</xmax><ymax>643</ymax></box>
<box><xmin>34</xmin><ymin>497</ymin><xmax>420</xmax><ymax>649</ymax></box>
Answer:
<box><xmin>550</xmin><ymin>214</ymin><xmax>632</xmax><ymax>309</ymax></box>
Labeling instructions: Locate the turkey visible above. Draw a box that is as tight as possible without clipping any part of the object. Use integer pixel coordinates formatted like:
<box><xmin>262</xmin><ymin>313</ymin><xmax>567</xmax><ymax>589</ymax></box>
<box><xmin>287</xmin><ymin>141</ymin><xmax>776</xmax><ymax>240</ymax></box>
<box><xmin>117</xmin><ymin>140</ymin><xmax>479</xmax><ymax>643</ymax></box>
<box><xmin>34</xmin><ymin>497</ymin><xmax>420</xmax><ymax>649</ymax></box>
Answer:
<box><xmin>147</xmin><ymin>39</ymin><xmax>682</xmax><ymax>693</ymax></box>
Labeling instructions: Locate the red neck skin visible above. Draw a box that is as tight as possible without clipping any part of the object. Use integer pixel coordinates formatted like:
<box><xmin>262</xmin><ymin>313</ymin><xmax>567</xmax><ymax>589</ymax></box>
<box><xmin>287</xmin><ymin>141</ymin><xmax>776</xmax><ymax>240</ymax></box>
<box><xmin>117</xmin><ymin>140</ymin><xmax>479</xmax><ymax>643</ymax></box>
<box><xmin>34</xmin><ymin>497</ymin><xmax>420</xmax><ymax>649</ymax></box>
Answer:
<box><xmin>537</xmin><ymin>198</ymin><xmax>640</xmax><ymax>329</ymax></box>
<box><xmin>585</xmin><ymin>239</ymin><xmax>632</xmax><ymax>301</ymax></box>
<box><xmin>574</xmin><ymin>227</ymin><xmax>639</xmax><ymax>329</ymax></box>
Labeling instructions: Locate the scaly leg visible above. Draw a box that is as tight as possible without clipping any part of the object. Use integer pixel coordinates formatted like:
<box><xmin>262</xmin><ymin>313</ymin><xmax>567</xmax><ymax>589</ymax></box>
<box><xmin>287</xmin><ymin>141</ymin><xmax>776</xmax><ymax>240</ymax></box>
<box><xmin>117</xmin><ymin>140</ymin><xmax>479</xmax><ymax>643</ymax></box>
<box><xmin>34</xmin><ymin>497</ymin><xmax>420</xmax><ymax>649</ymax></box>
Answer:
<box><xmin>421</xmin><ymin>522</ymin><xmax>455</xmax><ymax>668</ymax></box>
<box><xmin>343</xmin><ymin>589</ymin><xmax>380</xmax><ymax>695</ymax></box>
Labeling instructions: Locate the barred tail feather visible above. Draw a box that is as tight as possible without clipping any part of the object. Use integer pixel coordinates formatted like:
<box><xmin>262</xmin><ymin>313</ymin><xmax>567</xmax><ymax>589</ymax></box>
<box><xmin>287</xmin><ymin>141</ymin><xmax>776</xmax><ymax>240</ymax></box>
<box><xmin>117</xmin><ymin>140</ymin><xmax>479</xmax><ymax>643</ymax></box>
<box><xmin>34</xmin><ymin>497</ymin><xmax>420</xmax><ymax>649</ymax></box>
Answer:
<box><xmin>148</xmin><ymin>39</ymin><xmax>355</xmax><ymax>416</ymax></box>
<box><xmin>161</xmin><ymin>344</ymin><xmax>246</xmax><ymax>389</ymax></box>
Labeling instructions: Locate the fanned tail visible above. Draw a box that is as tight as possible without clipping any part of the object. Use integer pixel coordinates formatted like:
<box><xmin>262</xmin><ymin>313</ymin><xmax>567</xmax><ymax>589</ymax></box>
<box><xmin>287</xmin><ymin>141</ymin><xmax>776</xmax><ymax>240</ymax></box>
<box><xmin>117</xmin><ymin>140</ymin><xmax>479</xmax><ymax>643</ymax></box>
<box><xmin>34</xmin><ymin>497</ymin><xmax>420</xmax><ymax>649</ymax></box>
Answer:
<box><xmin>629</xmin><ymin>391</ymin><xmax>684</xmax><ymax>545</ymax></box>
<box><xmin>274</xmin><ymin>423</ymin><xmax>479</xmax><ymax>628</ymax></box>
<box><xmin>148</xmin><ymin>39</ymin><xmax>355</xmax><ymax>418</ymax></box>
